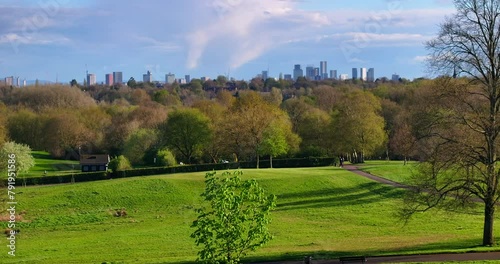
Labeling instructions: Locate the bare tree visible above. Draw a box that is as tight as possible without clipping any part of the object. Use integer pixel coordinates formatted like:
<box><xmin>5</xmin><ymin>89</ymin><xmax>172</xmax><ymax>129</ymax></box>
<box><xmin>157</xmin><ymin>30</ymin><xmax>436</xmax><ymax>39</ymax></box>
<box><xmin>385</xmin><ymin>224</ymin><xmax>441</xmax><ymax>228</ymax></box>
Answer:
<box><xmin>406</xmin><ymin>0</ymin><xmax>500</xmax><ymax>246</ymax></box>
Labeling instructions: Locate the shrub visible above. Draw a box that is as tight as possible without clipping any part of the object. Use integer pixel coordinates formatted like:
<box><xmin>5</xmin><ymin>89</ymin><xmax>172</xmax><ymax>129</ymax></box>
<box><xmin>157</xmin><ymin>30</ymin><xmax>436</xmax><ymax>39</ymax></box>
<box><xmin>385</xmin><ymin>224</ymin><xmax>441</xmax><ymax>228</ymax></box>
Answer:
<box><xmin>156</xmin><ymin>149</ymin><xmax>176</xmax><ymax>167</ymax></box>
<box><xmin>108</xmin><ymin>155</ymin><xmax>132</xmax><ymax>172</ymax></box>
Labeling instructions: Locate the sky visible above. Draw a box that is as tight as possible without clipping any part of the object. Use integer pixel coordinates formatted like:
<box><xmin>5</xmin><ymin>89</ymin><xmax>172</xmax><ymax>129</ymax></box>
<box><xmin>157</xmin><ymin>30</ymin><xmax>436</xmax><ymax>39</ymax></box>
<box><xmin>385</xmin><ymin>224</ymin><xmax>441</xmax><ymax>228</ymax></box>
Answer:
<box><xmin>0</xmin><ymin>0</ymin><xmax>456</xmax><ymax>83</ymax></box>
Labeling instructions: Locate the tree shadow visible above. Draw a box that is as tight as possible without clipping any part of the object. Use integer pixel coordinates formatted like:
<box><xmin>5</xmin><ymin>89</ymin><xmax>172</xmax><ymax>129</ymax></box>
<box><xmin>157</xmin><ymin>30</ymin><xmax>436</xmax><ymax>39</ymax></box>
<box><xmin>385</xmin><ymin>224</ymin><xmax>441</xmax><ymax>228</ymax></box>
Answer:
<box><xmin>275</xmin><ymin>182</ymin><xmax>404</xmax><ymax>212</ymax></box>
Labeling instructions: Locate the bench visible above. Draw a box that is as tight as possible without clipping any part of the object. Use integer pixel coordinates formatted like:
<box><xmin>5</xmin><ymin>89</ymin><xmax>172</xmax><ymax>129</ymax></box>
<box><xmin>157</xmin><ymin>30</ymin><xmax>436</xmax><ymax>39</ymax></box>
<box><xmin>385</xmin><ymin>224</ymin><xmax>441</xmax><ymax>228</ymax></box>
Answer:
<box><xmin>339</xmin><ymin>256</ymin><xmax>367</xmax><ymax>263</ymax></box>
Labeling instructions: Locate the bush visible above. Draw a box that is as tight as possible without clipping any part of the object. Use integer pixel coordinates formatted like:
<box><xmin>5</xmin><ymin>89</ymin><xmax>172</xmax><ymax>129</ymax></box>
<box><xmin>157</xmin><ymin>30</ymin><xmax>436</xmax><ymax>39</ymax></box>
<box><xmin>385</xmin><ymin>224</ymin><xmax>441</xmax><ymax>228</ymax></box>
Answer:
<box><xmin>108</xmin><ymin>155</ymin><xmax>132</xmax><ymax>172</ymax></box>
<box><xmin>156</xmin><ymin>149</ymin><xmax>176</xmax><ymax>167</ymax></box>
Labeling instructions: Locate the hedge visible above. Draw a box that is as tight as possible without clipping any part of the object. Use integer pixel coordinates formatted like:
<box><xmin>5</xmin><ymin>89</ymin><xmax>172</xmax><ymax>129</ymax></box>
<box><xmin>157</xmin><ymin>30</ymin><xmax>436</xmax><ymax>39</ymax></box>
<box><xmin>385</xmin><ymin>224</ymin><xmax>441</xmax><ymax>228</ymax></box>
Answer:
<box><xmin>9</xmin><ymin>157</ymin><xmax>336</xmax><ymax>186</ymax></box>
<box><xmin>4</xmin><ymin>172</ymin><xmax>108</xmax><ymax>186</ymax></box>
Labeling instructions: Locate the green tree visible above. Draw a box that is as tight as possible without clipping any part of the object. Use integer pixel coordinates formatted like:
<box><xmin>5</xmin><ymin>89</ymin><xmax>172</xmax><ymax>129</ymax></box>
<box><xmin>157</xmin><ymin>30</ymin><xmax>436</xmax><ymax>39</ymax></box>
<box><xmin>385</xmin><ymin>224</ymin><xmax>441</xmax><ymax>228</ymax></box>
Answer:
<box><xmin>127</xmin><ymin>77</ymin><xmax>137</xmax><ymax>88</ymax></box>
<box><xmin>330</xmin><ymin>90</ymin><xmax>387</xmax><ymax>163</ymax></box>
<box><xmin>401</xmin><ymin>0</ymin><xmax>500</xmax><ymax>246</ymax></box>
<box><xmin>0</xmin><ymin>142</ymin><xmax>35</xmax><ymax>174</ymax></box>
<box><xmin>70</xmin><ymin>79</ymin><xmax>78</xmax><ymax>87</ymax></box>
<box><xmin>260</xmin><ymin>123</ymin><xmax>288</xmax><ymax>168</ymax></box>
<box><xmin>123</xmin><ymin>129</ymin><xmax>158</xmax><ymax>165</ymax></box>
<box><xmin>191</xmin><ymin>171</ymin><xmax>276</xmax><ymax>264</ymax></box>
<box><xmin>160</xmin><ymin>108</ymin><xmax>212</xmax><ymax>163</ymax></box>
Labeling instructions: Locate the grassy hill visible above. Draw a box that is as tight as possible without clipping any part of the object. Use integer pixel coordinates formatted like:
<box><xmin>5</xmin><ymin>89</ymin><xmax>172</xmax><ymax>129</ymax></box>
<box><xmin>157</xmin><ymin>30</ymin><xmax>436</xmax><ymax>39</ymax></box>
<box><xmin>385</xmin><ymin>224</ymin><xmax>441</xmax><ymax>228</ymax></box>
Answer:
<box><xmin>24</xmin><ymin>151</ymin><xmax>80</xmax><ymax>178</ymax></box>
<box><xmin>2</xmin><ymin>166</ymin><xmax>498</xmax><ymax>263</ymax></box>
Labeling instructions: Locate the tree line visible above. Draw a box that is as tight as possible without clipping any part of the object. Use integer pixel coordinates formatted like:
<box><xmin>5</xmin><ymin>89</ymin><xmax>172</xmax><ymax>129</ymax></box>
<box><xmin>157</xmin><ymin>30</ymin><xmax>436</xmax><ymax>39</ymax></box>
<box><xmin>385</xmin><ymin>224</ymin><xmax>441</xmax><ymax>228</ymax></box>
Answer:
<box><xmin>0</xmin><ymin>77</ymin><xmax>436</xmax><ymax>167</ymax></box>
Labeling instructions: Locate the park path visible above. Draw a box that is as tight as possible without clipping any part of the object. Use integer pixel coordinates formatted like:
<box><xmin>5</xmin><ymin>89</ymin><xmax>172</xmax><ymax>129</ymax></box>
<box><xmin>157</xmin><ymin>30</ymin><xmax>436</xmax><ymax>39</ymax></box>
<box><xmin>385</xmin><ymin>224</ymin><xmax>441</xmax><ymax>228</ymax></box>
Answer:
<box><xmin>254</xmin><ymin>164</ymin><xmax>500</xmax><ymax>264</ymax></box>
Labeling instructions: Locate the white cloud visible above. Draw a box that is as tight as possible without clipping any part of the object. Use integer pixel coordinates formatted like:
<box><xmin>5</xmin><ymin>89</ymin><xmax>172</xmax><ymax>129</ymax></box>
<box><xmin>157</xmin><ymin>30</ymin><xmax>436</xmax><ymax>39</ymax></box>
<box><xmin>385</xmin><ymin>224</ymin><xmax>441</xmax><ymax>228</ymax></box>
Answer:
<box><xmin>134</xmin><ymin>36</ymin><xmax>180</xmax><ymax>53</ymax></box>
<box><xmin>0</xmin><ymin>33</ymin><xmax>70</xmax><ymax>45</ymax></box>
<box><xmin>413</xmin><ymin>55</ymin><xmax>431</xmax><ymax>63</ymax></box>
<box><xmin>186</xmin><ymin>0</ymin><xmax>331</xmax><ymax>69</ymax></box>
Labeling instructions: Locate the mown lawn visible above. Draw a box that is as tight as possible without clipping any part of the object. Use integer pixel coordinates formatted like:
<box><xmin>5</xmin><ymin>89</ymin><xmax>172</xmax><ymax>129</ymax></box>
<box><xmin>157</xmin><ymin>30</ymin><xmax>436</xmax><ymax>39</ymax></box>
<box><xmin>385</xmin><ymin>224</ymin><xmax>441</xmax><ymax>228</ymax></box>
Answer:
<box><xmin>23</xmin><ymin>151</ymin><xmax>79</xmax><ymax>178</ymax></box>
<box><xmin>1</xmin><ymin>166</ymin><xmax>498</xmax><ymax>263</ymax></box>
<box><xmin>357</xmin><ymin>160</ymin><xmax>417</xmax><ymax>184</ymax></box>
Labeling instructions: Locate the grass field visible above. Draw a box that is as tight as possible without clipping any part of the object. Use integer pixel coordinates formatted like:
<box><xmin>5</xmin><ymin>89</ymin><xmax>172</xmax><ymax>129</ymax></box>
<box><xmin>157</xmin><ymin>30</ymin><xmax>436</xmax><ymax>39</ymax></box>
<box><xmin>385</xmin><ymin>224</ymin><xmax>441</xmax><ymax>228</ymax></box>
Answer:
<box><xmin>357</xmin><ymin>160</ymin><xmax>417</xmax><ymax>184</ymax></box>
<box><xmin>1</xmin><ymin>166</ymin><xmax>499</xmax><ymax>263</ymax></box>
<box><xmin>23</xmin><ymin>151</ymin><xmax>79</xmax><ymax>178</ymax></box>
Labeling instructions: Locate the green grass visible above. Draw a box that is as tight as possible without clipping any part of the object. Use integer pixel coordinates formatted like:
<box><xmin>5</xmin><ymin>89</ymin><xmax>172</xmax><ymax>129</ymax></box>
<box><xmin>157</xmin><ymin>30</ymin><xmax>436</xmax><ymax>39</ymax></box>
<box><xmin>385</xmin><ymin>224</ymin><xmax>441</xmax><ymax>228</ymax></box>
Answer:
<box><xmin>23</xmin><ymin>151</ymin><xmax>79</xmax><ymax>178</ymax></box>
<box><xmin>1</xmin><ymin>166</ymin><xmax>499</xmax><ymax>263</ymax></box>
<box><xmin>357</xmin><ymin>160</ymin><xmax>417</xmax><ymax>184</ymax></box>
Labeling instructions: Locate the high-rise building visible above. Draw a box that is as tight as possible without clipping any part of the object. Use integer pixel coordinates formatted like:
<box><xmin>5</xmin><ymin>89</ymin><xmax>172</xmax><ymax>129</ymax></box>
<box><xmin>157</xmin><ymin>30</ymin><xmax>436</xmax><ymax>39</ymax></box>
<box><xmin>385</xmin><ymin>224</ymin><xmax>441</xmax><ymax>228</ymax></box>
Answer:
<box><xmin>330</xmin><ymin>70</ymin><xmax>338</xmax><ymax>79</ymax></box>
<box><xmin>15</xmin><ymin>77</ymin><xmax>20</xmax><ymax>87</ymax></box>
<box><xmin>306</xmin><ymin>66</ymin><xmax>315</xmax><ymax>80</ymax></box>
<box><xmin>392</xmin><ymin>74</ymin><xmax>400</xmax><ymax>82</ymax></box>
<box><xmin>113</xmin><ymin>72</ymin><xmax>123</xmax><ymax>85</ymax></box>
<box><xmin>5</xmin><ymin>76</ymin><xmax>13</xmax><ymax>86</ymax></box>
<box><xmin>165</xmin><ymin>73</ymin><xmax>176</xmax><ymax>84</ymax></box>
<box><xmin>22</xmin><ymin>79</ymin><xmax>27</xmax><ymax>87</ymax></box>
<box><xmin>293</xmin><ymin>64</ymin><xmax>303</xmax><ymax>80</ymax></box>
<box><xmin>284</xmin><ymin>74</ymin><xmax>292</xmax><ymax>81</ymax></box>
<box><xmin>87</xmin><ymin>73</ymin><xmax>96</xmax><ymax>86</ymax></box>
<box><xmin>314</xmin><ymin>67</ymin><xmax>320</xmax><ymax>80</ymax></box>
<box><xmin>262</xmin><ymin>70</ymin><xmax>268</xmax><ymax>80</ymax></box>
<box><xmin>360</xmin><ymin>68</ymin><xmax>367</xmax><ymax>81</ymax></box>
<box><xmin>143</xmin><ymin>70</ymin><xmax>153</xmax><ymax>83</ymax></box>
<box><xmin>352</xmin><ymin>68</ymin><xmax>358</xmax><ymax>80</ymax></box>
<box><xmin>105</xmin><ymin>74</ymin><xmax>113</xmax><ymax>86</ymax></box>
<box><xmin>367</xmin><ymin>68</ymin><xmax>375</xmax><ymax>82</ymax></box>
<box><xmin>320</xmin><ymin>61</ymin><xmax>327</xmax><ymax>80</ymax></box>
<box><xmin>185</xmin><ymin>75</ymin><xmax>191</xmax><ymax>83</ymax></box>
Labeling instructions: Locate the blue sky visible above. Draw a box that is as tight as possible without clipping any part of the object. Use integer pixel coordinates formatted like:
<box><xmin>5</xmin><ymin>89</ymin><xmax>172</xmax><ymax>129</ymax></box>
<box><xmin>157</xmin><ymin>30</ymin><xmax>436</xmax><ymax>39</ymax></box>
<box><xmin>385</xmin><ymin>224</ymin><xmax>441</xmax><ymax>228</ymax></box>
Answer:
<box><xmin>0</xmin><ymin>0</ymin><xmax>455</xmax><ymax>83</ymax></box>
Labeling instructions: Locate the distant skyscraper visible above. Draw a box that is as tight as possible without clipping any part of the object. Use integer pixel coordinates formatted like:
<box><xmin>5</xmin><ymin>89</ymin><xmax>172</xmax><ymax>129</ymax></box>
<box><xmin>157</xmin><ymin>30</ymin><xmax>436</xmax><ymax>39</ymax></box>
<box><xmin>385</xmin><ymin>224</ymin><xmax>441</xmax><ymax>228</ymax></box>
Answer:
<box><xmin>284</xmin><ymin>74</ymin><xmax>292</xmax><ymax>81</ymax></box>
<box><xmin>360</xmin><ymin>68</ymin><xmax>367</xmax><ymax>81</ymax></box>
<box><xmin>143</xmin><ymin>70</ymin><xmax>153</xmax><ymax>83</ymax></box>
<box><xmin>314</xmin><ymin>67</ymin><xmax>320</xmax><ymax>80</ymax></box>
<box><xmin>200</xmin><ymin>76</ymin><xmax>210</xmax><ymax>82</ymax></box>
<box><xmin>185</xmin><ymin>75</ymin><xmax>191</xmax><ymax>83</ymax></box>
<box><xmin>113</xmin><ymin>71</ymin><xmax>123</xmax><ymax>85</ymax></box>
<box><xmin>293</xmin><ymin>64</ymin><xmax>303</xmax><ymax>80</ymax></box>
<box><xmin>392</xmin><ymin>74</ymin><xmax>400</xmax><ymax>82</ymax></box>
<box><xmin>5</xmin><ymin>76</ymin><xmax>13</xmax><ymax>86</ymax></box>
<box><xmin>165</xmin><ymin>73</ymin><xmax>176</xmax><ymax>84</ymax></box>
<box><xmin>262</xmin><ymin>70</ymin><xmax>268</xmax><ymax>80</ymax></box>
<box><xmin>306</xmin><ymin>66</ymin><xmax>315</xmax><ymax>80</ymax></box>
<box><xmin>15</xmin><ymin>77</ymin><xmax>20</xmax><ymax>87</ymax></box>
<box><xmin>105</xmin><ymin>74</ymin><xmax>113</xmax><ymax>86</ymax></box>
<box><xmin>22</xmin><ymin>79</ymin><xmax>27</xmax><ymax>87</ymax></box>
<box><xmin>352</xmin><ymin>68</ymin><xmax>358</xmax><ymax>80</ymax></box>
<box><xmin>87</xmin><ymin>73</ymin><xmax>96</xmax><ymax>86</ymax></box>
<box><xmin>330</xmin><ymin>70</ymin><xmax>338</xmax><ymax>79</ymax></box>
<box><xmin>320</xmin><ymin>61</ymin><xmax>327</xmax><ymax>80</ymax></box>
<box><xmin>367</xmin><ymin>68</ymin><xmax>375</xmax><ymax>82</ymax></box>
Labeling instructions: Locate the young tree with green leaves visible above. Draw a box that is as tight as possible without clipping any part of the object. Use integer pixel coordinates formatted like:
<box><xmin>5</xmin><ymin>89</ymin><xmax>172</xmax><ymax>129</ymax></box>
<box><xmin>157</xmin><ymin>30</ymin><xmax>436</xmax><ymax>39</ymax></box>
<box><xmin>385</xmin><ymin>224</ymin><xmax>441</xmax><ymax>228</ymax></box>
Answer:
<box><xmin>191</xmin><ymin>171</ymin><xmax>276</xmax><ymax>264</ymax></box>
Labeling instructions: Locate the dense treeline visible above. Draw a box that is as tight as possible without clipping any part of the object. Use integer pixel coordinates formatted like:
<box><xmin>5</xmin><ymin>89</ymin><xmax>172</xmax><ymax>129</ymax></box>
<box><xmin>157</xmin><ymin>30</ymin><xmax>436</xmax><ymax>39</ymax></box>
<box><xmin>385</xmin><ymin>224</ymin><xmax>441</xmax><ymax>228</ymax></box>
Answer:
<box><xmin>0</xmin><ymin>77</ymin><xmax>431</xmax><ymax>165</ymax></box>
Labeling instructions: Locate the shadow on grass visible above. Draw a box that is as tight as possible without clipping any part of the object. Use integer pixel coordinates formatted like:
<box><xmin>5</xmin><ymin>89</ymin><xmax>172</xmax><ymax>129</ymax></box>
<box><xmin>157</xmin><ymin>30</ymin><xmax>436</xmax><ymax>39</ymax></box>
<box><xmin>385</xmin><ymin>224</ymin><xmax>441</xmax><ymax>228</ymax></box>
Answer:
<box><xmin>242</xmin><ymin>238</ymin><xmax>490</xmax><ymax>263</ymax></box>
<box><xmin>275</xmin><ymin>182</ymin><xmax>404</xmax><ymax>212</ymax></box>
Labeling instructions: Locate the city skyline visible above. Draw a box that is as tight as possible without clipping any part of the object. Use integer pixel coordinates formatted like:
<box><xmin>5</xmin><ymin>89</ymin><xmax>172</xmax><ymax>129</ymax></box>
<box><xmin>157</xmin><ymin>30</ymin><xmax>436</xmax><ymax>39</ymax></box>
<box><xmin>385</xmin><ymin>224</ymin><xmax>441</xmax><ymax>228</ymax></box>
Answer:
<box><xmin>0</xmin><ymin>0</ymin><xmax>455</xmax><ymax>82</ymax></box>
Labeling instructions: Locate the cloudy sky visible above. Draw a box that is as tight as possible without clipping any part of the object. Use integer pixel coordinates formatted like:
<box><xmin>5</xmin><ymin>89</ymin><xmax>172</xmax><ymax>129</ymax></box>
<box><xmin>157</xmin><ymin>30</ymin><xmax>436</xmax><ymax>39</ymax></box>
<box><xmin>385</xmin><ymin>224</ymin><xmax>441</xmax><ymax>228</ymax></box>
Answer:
<box><xmin>0</xmin><ymin>0</ymin><xmax>455</xmax><ymax>83</ymax></box>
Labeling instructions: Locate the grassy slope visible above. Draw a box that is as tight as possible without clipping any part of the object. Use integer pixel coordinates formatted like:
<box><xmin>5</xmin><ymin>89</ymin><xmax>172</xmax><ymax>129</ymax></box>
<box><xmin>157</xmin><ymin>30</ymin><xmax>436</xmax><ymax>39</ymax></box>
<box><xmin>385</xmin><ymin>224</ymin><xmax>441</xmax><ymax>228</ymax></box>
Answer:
<box><xmin>357</xmin><ymin>160</ymin><xmax>417</xmax><ymax>183</ymax></box>
<box><xmin>2</xmin><ymin>167</ymin><xmax>499</xmax><ymax>263</ymax></box>
<box><xmin>23</xmin><ymin>151</ymin><xmax>79</xmax><ymax>178</ymax></box>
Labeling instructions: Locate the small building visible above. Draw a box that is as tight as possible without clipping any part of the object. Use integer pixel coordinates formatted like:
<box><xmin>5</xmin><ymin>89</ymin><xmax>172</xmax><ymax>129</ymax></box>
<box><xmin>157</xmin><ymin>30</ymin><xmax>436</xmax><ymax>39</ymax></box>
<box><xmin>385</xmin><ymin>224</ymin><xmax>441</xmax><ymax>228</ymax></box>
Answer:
<box><xmin>80</xmin><ymin>155</ymin><xmax>110</xmax><ymax>172</ymax></box>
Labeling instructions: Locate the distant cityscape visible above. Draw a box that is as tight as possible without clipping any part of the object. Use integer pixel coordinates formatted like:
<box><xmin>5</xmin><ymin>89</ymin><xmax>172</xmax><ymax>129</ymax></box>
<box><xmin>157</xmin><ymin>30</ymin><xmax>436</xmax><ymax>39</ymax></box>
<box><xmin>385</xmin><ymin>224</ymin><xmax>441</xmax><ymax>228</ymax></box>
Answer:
<box><xmin>2</xmin><ymin>60</ymin><xmax>403</xmax><ymax>87</ymax></box>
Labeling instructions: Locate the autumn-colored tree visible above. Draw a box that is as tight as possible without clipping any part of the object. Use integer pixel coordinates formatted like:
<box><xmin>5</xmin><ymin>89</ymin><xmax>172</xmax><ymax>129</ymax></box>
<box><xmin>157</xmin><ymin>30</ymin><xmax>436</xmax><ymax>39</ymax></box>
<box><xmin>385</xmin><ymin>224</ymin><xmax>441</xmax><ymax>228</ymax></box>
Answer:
<box><xmin>7</xmin><ymin>109</ymin><xmax>47</xmax><ymax>150</ymax></box>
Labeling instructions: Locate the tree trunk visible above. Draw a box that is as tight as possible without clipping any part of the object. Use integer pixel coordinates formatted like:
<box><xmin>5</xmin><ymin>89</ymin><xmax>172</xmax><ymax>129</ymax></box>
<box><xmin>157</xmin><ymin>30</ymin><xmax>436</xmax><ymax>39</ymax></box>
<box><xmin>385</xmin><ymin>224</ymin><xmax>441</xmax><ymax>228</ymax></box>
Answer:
<box><xmin>483</xmin><ymin>196</ymin><xmax>495</xmax><ymax>246</ymax></box>
<box><xmin>256</xmin><ymin>153</ymin><xmax>260</xmax><ymax>169</ymax></box>
<box><xmin>270</xmin><ymin>155</ymin><xmax>273</xmax><ymax>169</ymax></box>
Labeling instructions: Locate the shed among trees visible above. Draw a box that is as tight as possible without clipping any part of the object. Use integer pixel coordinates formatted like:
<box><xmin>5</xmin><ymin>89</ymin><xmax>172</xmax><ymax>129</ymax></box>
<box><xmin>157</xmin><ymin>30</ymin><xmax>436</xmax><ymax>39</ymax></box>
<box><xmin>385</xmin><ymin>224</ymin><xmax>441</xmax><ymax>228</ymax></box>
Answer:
<box><xmin>80</xmin><ymin>154</ymin><xmax>110</xmax><ymax>172</ymax></box>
